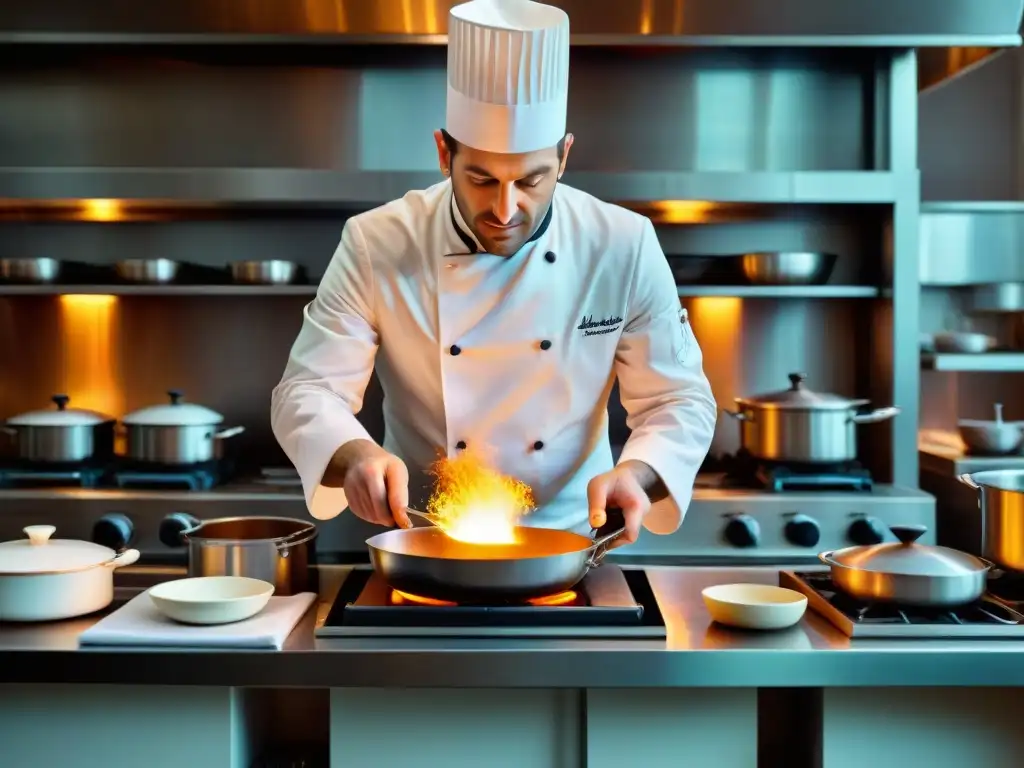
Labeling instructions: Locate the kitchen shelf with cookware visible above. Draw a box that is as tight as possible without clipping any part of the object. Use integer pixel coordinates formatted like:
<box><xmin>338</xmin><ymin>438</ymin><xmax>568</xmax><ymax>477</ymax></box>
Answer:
<box><xmin>0</xmin><ymin>256</ymin><xmax>311</xmax><ymax>292</ymax></box>
<box><xmin>0</xmin><ymin>168</ymin><xmax>902</xmax><ymax>207</ymax></box>
<box><xmin>0</xmin><ymin>283</ymin><xmax>881</xmax><ymax>299</ymax></box>
<box><xmin>666</xmin><ymin>250</ymin><xmax>882</xmax><ymax>298</ymax></box>
<box><xmin>0</xmin><ymin>250</ymin><xmax>883</xmax><ymax>298</ymax></box>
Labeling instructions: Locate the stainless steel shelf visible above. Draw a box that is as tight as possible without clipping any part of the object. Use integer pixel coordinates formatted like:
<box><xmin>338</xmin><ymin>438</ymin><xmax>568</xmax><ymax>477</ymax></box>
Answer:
<box><xmin>0</xmin><ymin>284</ymin><xmax>318</xmax><ymax>296</ymax></box>
<box><xmin>919</xmin><ymin>441</ymin><xmax>1024</xmax><ymax>477</ymax></box>
<box><xmin>921</xmin><ymin>353</ymin><xmax>1024</xmax><ymax>372</ymax></box>
<box><xmin>0</xmin><ymin>168</ymin><xmax>900</xmax><ymax>205</ymax></box>
<box><xmin>677</xmin><ymin>285</ymin><xmax>880</xmax><ymax>298</ymax></box>
<box><xmin>0</xmin><ymin>284</ymin><xmax>881</xmax><ymax>298</ymax></box>
<box><xmin>920</xmin><ymin>201</ymin><xmax>1024</xmax><ymax>214</ymax></box>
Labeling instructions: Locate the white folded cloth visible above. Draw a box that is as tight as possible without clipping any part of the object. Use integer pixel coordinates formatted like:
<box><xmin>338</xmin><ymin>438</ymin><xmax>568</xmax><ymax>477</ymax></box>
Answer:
<box><xmin>78</xmin><ymin>591</ymin><xmax>317</xmax><ymax>650</ymax></box>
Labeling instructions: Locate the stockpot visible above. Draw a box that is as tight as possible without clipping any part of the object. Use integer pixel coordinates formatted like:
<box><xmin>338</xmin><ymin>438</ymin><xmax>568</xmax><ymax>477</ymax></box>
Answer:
<box><xmin>958</xmin><ymin>469</ymin><xmax>1024</xmax><ymax>572</ymax></box>
<box><xmin>163</xmin><ymin>515</ymin><xmax>318</xmax><ymax>596</ymax></box>
<box><xmin>121</xmin><ymin>390</ymin><xmax>244</xmax><ymax>465</ymax></box>
<box><xmin>2</xmin><ymin>395</ymin><xmax>115</xmax><ymax>463</ymax></box>
<box><xmin>724</xmin><ymin>373</ymin><xmax>900</xmax><ymax>463</ymax></box>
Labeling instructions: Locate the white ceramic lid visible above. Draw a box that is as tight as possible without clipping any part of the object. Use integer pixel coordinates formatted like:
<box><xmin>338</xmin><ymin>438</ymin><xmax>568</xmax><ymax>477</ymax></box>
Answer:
<box><xmin>122</xmin><ymin>390</ymin><xmax>224</xmax><ymax>426</ymax></box>
<box><xmin>6</xmin><ymin>394</ymin><xmax>112</xmax><ymax>427</ymax></box>
<box><xmin>0</xmin><ymin>525</ymin><xmax>117</xmax><ymax>574</ymax></box>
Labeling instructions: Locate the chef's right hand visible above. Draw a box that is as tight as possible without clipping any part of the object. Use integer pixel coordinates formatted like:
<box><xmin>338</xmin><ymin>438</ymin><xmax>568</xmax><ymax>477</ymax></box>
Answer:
<box><xmin>329</xmin><ymin>439</ymin><xmax>411</xmax><ymax>529</ymax></box>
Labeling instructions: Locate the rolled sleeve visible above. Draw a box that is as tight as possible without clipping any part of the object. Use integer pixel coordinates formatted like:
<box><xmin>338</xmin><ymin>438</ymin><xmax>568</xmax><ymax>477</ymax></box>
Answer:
<box><xmin>615</xmin><ymin>219</ymin><xmax>717</xmax><ymax>534</ymax></box>
<box><xmin>271</xmin><ymin>219</ymin><xmax>380</xmax><ymax>521</ymax></box>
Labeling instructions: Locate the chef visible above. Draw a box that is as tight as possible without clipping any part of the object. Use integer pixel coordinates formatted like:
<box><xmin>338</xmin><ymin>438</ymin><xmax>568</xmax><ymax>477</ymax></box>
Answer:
<box><xmin>271</xmin><ymin>0</ymin><xmax>717</xmax><ymax>546</ymax></box>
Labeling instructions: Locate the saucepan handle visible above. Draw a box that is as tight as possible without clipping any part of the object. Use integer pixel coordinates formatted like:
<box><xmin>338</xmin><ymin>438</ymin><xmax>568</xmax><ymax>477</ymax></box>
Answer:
<box><xmin>587</xmin><ymin>508</ymin><xmax>627</xmax><ymax>568</ymax></box>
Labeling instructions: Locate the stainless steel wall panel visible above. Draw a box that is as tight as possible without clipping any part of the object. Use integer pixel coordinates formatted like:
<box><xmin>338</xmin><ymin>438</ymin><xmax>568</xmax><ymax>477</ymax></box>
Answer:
<box><xmin>0</xmin><ymin>0</ymin><xmax>1018</xmax><ymax>46</ymax></box>
<box><xmin>0</xmin><ymin>50</ymin><xmax>874</xmax><ymax>173</ymax></box>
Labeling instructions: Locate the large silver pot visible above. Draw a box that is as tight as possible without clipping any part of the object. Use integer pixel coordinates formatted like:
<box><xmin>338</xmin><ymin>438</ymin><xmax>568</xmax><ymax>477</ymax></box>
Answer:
<box><xmin>166</xmin><ymin>515</ymin><xmax>318</xmax><ymax>596</ymax></box>
<box><xmin>958</xmin><ymin>469</ymin><xmax>1024</xmax><ymax>571</ymax></box>
<box><xmin>2</xmin><ymin>395</ymin><xmax>115</xmax><ymax>463</ymax></box>
<box><xmin>819</xmin><ymin>525</ymin><xmax>991</xmax><ymax>607</ymax></box>
<box><xmin>724</xmin><ymin>373</ymin><xmax>900</xmax><ymax>463</ymax></box>
<box><xmin>121</xmin><ymin>390</ymin><xmax>244</xmax><ymax>464</ymax></box>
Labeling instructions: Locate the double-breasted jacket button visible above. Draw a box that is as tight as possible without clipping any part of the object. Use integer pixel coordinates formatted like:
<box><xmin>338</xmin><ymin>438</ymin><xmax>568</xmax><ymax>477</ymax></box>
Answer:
<box><xmin>449</xmin><ymin>344</ymin><xmax>462</xmax><ymax>356</ymax></box>
<box><xmin>456</xmin><ymin>440</ymin><xmax>467</xmax><ymax>450</ymax></box>
<box><xmin>533</xmin><ymin>440</ymin><xmax>545</xmax><ymax>451</ymax></box>
<box><xmin>544</xmin><ymin>251</ymin><xmax>556</xmax><ymax>263</ymax></box>
<box><xmin>539</xmin><ymin>339</ymin><xmax>552</xmax><ymax>351</ymax></box>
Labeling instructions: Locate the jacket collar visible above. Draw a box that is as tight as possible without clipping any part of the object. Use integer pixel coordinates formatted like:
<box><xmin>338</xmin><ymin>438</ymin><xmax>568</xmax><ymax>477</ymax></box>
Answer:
<box><xmin>446</xmin><ymin>183</ymin><xmax>555</xmax><ymax>256</ymax></box>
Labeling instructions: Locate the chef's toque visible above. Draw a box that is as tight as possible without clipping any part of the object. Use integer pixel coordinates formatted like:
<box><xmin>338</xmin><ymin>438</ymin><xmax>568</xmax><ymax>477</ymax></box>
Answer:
<box><xmin>446</xmin><ymin>0</ymin><xmax>570</xmax><ymax>154</ymax></box>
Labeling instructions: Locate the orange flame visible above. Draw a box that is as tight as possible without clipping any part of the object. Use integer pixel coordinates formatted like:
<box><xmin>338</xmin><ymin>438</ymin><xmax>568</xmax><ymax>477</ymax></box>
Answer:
<box><xmin>391</xmin><ymin>590</ymin><xmax>579</xmax><ymax>607</ymax></box>
<box><xmin>424</xmin><ymin>447</ymin><xmax>534</xmax><ymax>545</ymax></box>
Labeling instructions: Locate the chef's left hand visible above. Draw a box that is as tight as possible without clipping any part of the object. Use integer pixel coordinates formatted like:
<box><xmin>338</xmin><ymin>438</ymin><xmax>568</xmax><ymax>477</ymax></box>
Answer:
<box><xmin>587</xmin><ymin>461</ymin><xmax>653</xmax><ymax>549</ymax></box>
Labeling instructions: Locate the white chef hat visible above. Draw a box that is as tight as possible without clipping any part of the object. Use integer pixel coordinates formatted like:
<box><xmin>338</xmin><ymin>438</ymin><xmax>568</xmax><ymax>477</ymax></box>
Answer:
<box><xmin>446</xmin><ymin>0</ymin><xmax>570</xmax><ymax>155</ymax></box>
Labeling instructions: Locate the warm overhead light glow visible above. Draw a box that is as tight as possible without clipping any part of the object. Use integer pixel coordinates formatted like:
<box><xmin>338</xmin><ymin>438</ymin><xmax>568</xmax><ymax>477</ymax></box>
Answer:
<box><xmin>57</xmin><ymin>294</ymin><xmax>123</xmax><ymax>419</ymax></box>
<box><xmin>80</xmin><ymin>199</ymin><xmax>124</xmax><ymax>222</ymax></box>
<box><xmin>688</xmin><ymin>297</ymin><xmax>744</xmax><ymax>415</ymax></box>
<box><xmin>640</xmin><ymin>0</ymin><xmax>654</xmax><ymax>34</ymax></box>
<box><xmin>649</xmin><ymin>201</ymin><xmax>716</xmax><ymax>224</ymax></box>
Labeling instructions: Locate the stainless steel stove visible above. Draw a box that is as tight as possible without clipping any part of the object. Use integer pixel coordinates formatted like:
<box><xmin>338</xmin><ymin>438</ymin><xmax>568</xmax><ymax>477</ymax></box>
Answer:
<box><xmin>0</xmin><ymin>451</ymin><xmax>936</xmax><ymax>567</ymax></box>
<box><xmin>781</xmin><ymin>570</ymin><xmax>1024</xmax><ymax>638</ymax></box>
<box><xmin>315</xmin><ymin>565</ymin><xmax>666</xmax><ymax>639</ymax></box>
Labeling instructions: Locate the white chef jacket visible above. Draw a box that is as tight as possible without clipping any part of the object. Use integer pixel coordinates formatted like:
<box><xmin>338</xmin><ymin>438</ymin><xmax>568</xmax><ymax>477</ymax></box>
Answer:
<box><xmin>271</xmin><ymin>179</ymin><xmax>716</xmax><ymax>535</ymax></box>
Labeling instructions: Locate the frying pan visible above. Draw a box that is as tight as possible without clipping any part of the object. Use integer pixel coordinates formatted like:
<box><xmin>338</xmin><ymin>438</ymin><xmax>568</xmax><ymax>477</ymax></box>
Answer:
<box><xmin>366</xmin><ymin>509</ymin><xmax>627</xmax><ymax>603</ymax></box>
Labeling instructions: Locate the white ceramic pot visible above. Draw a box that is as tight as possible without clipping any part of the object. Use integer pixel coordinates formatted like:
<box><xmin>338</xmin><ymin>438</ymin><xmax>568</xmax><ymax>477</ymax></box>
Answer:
<box><xmin>0</xmin><ymin>525</ymin><xmax>141</xmax><ymax>622</ymax></box>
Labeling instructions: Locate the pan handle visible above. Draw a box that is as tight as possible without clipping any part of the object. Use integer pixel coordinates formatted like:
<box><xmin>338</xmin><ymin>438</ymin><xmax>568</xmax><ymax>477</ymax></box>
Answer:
<box><xmin>587</xmin><ymin>508</ymin><xmax>627</xmax><ymax>567</ymax></box>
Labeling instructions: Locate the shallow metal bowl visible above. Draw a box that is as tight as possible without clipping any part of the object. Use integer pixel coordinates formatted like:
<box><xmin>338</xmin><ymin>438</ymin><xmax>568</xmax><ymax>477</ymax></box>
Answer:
<box><xmin>0</xmin><ymin>257</ymin><xmax>61</xmax><ymax>284</ymax></box>
<box><xmin>933</xmin><ymin>331</ymin><xmax>994</xmax><ymax>354</ymax></box>
<box><xmin>115</xmin><ymin>258</ymin><xmax>179</xmax><ymax>284</ymax></box>
<box><xmin>737</xmin><ymin>251</ymin><xmax>838</xmax><ymax>285</ymax></box>
<box><xmin>229</xmin><ymin>260</ymin><xmax>298</xmax><ymax>285</ymax></box>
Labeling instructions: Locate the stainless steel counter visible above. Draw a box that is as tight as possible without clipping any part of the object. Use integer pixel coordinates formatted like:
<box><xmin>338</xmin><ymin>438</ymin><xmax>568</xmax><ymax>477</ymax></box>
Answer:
<box><xmin>3</xmin><ymin>566</ymin><xmax>1024</xmax><ymax>689</ymax></box>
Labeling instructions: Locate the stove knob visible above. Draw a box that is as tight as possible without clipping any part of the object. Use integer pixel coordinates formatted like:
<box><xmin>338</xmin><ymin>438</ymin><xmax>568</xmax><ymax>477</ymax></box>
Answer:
<box><xmin>848</xmin><ymin>516</ymin><xmax>886</xmax><ymax>545</ymax></box>
<box><xmin>92</xmin><ymin>513</ymin><xmax>134</xmax><ymax>551</ymax></box>
<box><xmin>724</xmin><ymin>514</ymin><xmax>760</xmax><ymax>548</ymax></box>
<box><xmin>159</xmin><ymin>512</ymin><xmax>200</xmax><ymax>548</ymax></box>
<box><xmin>784</xmin><ymin>515</ymin><xmax>821</xmax><ymax>548</ymax></box>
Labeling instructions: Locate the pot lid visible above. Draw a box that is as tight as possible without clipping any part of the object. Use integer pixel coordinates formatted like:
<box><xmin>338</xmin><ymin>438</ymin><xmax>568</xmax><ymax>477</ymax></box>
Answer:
<box><xmin>122</xmin><ymin>390</ymin><xmax>224</xmax><ymax>426</ymax></box>
<box><xmin>5</xmin><ymin>394</ymin><xmax>113</xmax><ymax>427</ymax></box>
<box><xmin>0</xmin><ymin>525</ymin><xmax>117</xmax><ymax>574</ymax></box>
<box><xmin>735</xmin><ymin>373</ymin><xmax>869</xmax><ymax>411</ymax></box>
<box><xmin>828</xmin><ymin>525</ymin><xmax>988</xmax><ymax>577</ymax></box>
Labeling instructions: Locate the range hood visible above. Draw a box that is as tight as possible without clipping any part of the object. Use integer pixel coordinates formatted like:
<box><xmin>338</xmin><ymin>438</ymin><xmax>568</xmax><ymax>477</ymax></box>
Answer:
<box><xmin>0</xmin><ymin>0</ymin><xmax>1020</xmax><ymax>49</ymax></box>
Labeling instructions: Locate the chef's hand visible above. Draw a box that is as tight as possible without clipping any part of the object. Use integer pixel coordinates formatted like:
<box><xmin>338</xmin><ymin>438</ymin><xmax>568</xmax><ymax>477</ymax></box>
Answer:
<box><xmin>327</xmin><ymin>439</ymin><xmax>412</xmax><ymax>529</ymax></box>
<box><xmin>587</xmin><ymin>460</ymin><xmax>654</xmax><ymax>549</ymax></box>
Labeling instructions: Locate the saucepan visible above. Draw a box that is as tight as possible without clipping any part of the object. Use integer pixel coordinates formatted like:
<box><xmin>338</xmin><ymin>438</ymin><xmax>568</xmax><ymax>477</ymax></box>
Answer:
<box><xmin>818</xmin><ymin>524</ymin><xmax>991</xmax><ymax>607</ymax></box>
<box><xmin>367</xmin><ymin>509</ymin><xmax>626</xmax><ymax>602</ymax></box>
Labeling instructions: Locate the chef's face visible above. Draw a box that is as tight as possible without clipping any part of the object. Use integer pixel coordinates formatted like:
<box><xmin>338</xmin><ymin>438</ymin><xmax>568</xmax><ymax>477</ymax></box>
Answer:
<box><xmin>434</xmin><ymin>129</ymin><xmax>574</xmax><ymax>257</ymax></box>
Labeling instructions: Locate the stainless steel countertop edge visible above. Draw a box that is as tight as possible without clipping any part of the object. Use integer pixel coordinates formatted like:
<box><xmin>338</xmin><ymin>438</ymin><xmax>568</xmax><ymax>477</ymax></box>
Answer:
<box><xmin>3</xmin><ymin>566</ymin><xmax>1024</xmax><ymax>688</ymax></box>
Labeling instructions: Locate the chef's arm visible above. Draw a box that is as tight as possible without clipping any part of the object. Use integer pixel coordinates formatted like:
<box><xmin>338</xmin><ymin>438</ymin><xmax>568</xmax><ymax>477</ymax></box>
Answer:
<box><xmin>613</xmin><ymin>218</ymin><xmax>717</xmax><ymax>534</ymax></box>
<box><xmin>271</xmin><ymin>219</ymin><xmax>380</xmax><ymax>521</ymax></box>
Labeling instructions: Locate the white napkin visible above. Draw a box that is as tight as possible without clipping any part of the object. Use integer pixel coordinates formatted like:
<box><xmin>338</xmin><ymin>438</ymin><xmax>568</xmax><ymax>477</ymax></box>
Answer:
<box><xmin>78</xmin><ymin>591</ymin><xmax>317</xmax><ymax>650</ymax></box>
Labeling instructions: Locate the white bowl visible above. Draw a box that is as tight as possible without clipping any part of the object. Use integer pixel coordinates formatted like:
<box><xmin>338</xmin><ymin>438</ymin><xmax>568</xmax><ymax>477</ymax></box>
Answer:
<box><xmin>702</xmin><ymin>583</ymin><xmax>808</xmax><ymax>631</ymax></box>
<box><xmin>149</xmin><ymin>576</ymin><xmax>274</xmax><ymax>625</ymax></box>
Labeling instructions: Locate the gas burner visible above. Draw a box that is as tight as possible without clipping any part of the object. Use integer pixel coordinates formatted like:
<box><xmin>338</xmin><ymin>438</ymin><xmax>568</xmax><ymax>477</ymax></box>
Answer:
<box><xmin>705</xmin><ymin>450</ymin><xmax>874</xmax><ymax>492</ymax></box>
<box><xmin>110</xmin><ymin>459</ymin><xmax>233</xmax><ymax>491</ymax></box>
<box><xmin>0</xmin><ymin>459</ymin><xmax>111</xmax><ymax>488</ymax></box>
<box><xmin>781</xmin><ymin>571</ymin><xmax>1024</xmax><ymax>638</ymax></box>
<box><xmin>316</xmin><ymin>566</ymin><xmax>666</xmax><ymax>639</ymax></box>
<box><xmin>984</xmin><ymin>571</ymin><xmax>1024</xmax><ymax>608</ymax></box>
